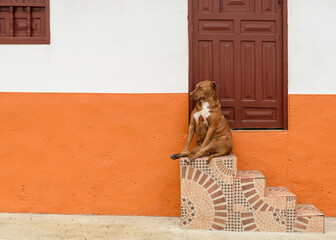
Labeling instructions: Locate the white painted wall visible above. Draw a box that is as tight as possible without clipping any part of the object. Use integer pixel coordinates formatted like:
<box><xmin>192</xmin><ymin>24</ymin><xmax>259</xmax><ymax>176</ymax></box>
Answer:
<box><xmin>0</xmin><ymin>0</ymin><xmax>335</xmax><ymax>94</ymax></box>
<box><xmin>0</xmin><ymin>0</ymin><xmax>188</xmax><ymax>93</ymax></box>
<box><xmin>288</xmin><ymin>0</ymin><xmax>336</xmax><ymax>94</ymax></box>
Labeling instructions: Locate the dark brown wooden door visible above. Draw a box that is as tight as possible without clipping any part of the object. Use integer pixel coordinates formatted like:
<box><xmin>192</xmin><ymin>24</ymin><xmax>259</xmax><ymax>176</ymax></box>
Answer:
<box><xmin>190</xmin><ymin>0</ymin><xmax>286</xmax><ymax>129</ymax></box>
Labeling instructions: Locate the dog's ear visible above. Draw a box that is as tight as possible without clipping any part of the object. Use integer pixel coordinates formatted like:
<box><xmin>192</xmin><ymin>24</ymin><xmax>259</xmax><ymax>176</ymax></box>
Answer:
<box><xmin>211</xmin><ymin>81</ymin><xmax>217</xmax><ymax>90</ymax></box>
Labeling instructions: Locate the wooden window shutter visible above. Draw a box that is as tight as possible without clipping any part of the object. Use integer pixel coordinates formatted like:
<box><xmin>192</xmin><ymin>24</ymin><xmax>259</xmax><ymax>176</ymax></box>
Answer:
<box><xmin>0</xmin><ymin>0</ymin><xmax>50</xmax><ymax>44</ymax></box>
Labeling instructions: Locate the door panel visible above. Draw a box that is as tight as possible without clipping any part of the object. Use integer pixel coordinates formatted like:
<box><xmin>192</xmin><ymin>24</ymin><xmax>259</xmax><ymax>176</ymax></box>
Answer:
<box><xmin>198</xmin><ymin>41</ymin><xmax>214</xmax><ymax>82</ymax></box>
<box><xmin>221</xmin><ymin>0</ymin><xmax>255</xmax><ymax>13</ymax></box>
<box><xmin>241</xmin><ymin>41</ymin><xmax>256</xmax><ymax>100</ymax></box>
<box><xmin>262</xmin><ymin>42</ymin><xmax>276</xmax><ymax>100</ymax></box>
<box><xmin>219</xmin><ymin>41</ymin><xmax>234</xmax><ymax>99</ymax></box>
<box><xmin>190</xmin><ymin>0</ymin><xmax>286</xmax><ymax>128</ymax></box>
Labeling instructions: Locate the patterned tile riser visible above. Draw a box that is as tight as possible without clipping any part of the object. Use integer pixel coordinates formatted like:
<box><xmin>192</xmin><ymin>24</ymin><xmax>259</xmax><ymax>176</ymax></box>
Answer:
<box><xmin>180</xmin><ymin>155</ymin><xmax>324</xmax><ymax>234</ymax></box>
<box><xmin>293</xmin><ymin>216</ymin><xmax>324</xmax><ymax>233</ymax></box>
<box><xmin>293</xmin><ymin>204</ymin><xmax>325</xmax><ymax>234</ymax></box>
<box><xmin>180</xmin><ymin>156</ymin><xmax>236</xmax><ymax>231</ymax></box>
<box><xmin>234</xmin><ymin>178</ymin><xmax>298</xmax><ymax>232</ymax></box>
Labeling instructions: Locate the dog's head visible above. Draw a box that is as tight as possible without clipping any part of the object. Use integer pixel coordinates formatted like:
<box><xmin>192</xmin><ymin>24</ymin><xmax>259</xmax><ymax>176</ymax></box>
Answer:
<box><xmin>189</xmin><ymin>80</ymin><xmax>217</xmax><ymax>101</ymax></box>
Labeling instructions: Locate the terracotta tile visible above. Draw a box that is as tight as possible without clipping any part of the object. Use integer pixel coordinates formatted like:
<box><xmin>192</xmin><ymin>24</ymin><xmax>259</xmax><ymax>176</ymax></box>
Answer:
<box><xmin>211</xmin><ymin>223</ymin><xmax>224</xmax><ymax>230</ymax></box>
<box><xmin>241</xmin><ymin>212</ymin><xmax>253</xmax><ymax>218</ymax></box>
<box><xmin>242</xmin><ymin>184</ymin><xmax>255</xmax><ymax>191</ymax></box>
<box><xmin>198</xmin><ymin>174</ymin><xmax>208</xmax><ymax>185</ymax></box>
<box><xmin>213</xmin><ymin>197</ymin><xmax>226</xmax><ymax>205</ymax></box>
<box><xmin>214</xmin><ymin>205</ymin><xmax>227</xmax><ymax>211</ymax></box>
<box><xmin>181</xmin><ymin>166</ymin><xmax>186</xmax><ymax>179</ymax></box>
<box><xmin>245</xmin><ymin>189</ymin><xmax>257</xmax><ymax>198</ymax></box>
<box><xmin>203</xmin><ymin>178</ymin><xmax>215</xmax><ymax>188</ymax></box>
<box><xmin>241</xmin><ymin>178</ymin><xmax>254</xmax><ymax>183</ymax></box>
<box><xmin>193</xmin><ymin>169</ymin><xmax>202</xmax><ymax>182</ymax></box>
<box><xmin>214</xmin><ymin>218</ymin><xmax>227</xmax><ymax>224</ymax></box>
<box><xmin>187</xmin><ymin>167</ymin><xmax>194</xmax><ymax>180</ymax></box>
<box><xmin>244</xmin><ymin>224</ymin><xmax>258</xmax><ymax>231</ymax></box>
<box><xmin>242</xmin><ymin>218</ymin><xmax>254</xmax><ymax>225</ymax></box>
<box><xmin>180</xmin><ymin>155</ymin><xmax>324</xmax><ymax>234</ymax></box>
<box><xmin>253</xmin><ymin>199</ymin><xmax>264</xmax><ymax>210</ymax></box>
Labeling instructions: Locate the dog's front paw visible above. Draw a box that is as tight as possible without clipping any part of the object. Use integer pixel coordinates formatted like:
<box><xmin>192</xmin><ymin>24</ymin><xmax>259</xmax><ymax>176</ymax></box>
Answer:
<box><xmin>170</xmin><ymin>154</ymin><xmax>180</xmax><ymax>160</ymax></box>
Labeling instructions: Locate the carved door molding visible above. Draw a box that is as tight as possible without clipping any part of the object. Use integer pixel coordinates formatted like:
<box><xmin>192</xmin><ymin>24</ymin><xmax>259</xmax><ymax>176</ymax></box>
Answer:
<box><xmin>189</xmin><ymin>0</ymin><xmax>288</xmax><ymax>129</ymax></box>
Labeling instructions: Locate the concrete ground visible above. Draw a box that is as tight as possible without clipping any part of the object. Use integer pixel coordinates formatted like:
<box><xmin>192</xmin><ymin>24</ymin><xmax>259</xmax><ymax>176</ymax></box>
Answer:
<box><xmin>0</xmin><ymin>213</ymin><xmax>335</xmax><ymax>240</ymax></box>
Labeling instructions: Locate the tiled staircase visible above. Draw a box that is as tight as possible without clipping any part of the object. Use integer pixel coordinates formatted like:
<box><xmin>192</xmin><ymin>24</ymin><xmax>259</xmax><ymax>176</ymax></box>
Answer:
<box><xmin>180</xmin><ymin>155</ymin><xmax>324</xmax><ymax>233</ymax></box>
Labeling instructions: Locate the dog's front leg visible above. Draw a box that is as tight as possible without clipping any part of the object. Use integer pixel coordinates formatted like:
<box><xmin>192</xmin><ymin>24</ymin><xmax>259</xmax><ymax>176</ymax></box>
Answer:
<box><xmin>200</xmin><ymin>126</ymin><xmax>216</xmax><ymax>150</ymax></box>
<box><xmin>182</xmin><ymin>121</ymin><xmax>196</xmax><ymax>154</ymax></box>
<box><xmin>170</xmin><ymin>118</ymin><xmax>195</xmax><ymax>160</ymax></box>
<box><xmin>188</xmin><ymin>126</ymin><xmax>216</xmax><ymax>161</ymax></box>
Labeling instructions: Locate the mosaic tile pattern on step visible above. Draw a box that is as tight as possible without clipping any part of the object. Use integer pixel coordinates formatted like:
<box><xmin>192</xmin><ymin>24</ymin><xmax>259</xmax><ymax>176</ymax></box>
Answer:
<box><xmin>180</xmin><ymin>155</ymin><xmax>324</xmax><ymax>234</ymax></box>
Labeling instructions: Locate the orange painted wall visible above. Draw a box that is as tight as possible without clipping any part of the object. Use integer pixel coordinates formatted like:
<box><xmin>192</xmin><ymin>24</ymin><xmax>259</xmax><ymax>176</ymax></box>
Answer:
<box><xmin>0</xmin><ymin>93</ymin><xmax>335</xmax><ymax>216</ymax></box>
<box><xmin>232</xmin><ymin>95</ymin><xmax>336</xmax><ymax>217</ymax></box>
<box><xmin>0</xmin><ymin>93</ymin><xmax>187</xmax><ymax>216</ymax></box>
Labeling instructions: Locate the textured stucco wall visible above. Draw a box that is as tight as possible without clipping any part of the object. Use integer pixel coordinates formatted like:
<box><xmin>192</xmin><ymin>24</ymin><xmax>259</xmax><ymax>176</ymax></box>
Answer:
<box><xmin>288</xmin><ymin>0</ymin><xmax>336</xmax><ymax>94</ymax></box>
<box><xmin>0</xmin><ymin>93</ymin><xmax>335</xmax><ymax>216</ymax></box>
<box><xmin>0</xmin><ymin>0</ymin><xmax>188</xmax><ymax>93</ymax></box>
<box><xmin>1</xmin><ymin>0</ymin><xmax>336</xmax><ymax>94</ymax></box>
<box><xmin>0</xmin><ymin>0</ymin><xmax>335</xmax><ymax>218</ymax></box>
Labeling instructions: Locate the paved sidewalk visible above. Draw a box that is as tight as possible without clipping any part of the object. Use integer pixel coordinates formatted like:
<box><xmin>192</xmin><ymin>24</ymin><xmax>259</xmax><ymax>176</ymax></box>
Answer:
<box><xmin>0</xmin><ymin>213</ymin><xmax>334</xmax><ymax>240</ymax></box>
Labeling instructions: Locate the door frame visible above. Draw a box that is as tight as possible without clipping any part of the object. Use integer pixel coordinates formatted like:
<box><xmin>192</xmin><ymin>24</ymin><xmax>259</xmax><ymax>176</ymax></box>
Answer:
<box><xmin>188</xmin><ymin>0</ymin><xmax>288</xmax><ymax>130</ymax></box>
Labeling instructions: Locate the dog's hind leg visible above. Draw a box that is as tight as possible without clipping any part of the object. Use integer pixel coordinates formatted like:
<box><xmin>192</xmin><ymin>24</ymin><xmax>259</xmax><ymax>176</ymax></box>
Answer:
<box><xmin>188</xmin><ymin>144</ymin><xmax>214</xmax><ymax>162</ymax></box>
<box><xmin>188</xmin><ymin>139</ymin><xmax>233</xmax><ymax>163</ymax></box>
<box><xmin>206</xmin><ymin>137</ymin><xmax>233</xmax><ymax>164</ymax></box>
<box><xmin>207</xmin><ymin>150</ymin><xmax>231</xmax><ymax>164</ymax></box>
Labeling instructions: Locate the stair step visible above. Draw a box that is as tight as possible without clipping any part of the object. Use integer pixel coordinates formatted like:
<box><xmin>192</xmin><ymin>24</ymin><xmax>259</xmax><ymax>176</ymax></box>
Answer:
<box><xmin>180</xmin><ymin>155</ymin><xmax>324</xmax><ymax>233</ymax></box>
<box><xmin>266</xmin><ymin>186</ymin><xmax>296</xmax><ymax>197</ymax></box>
<box><xmin>265</xmin><ymin>187</ymin><xmax>297</xmax><ymax>212</ymax></box>
<box><xmin>293</xmin><ymin>204</ymin><xmax>325</xmax><ymax>233</ymax></box>
<box><xmin>234</xmin><ymin>170</ymin><xmax>267</xmax><ymax>207</ymax></box>
<box><xmin>296</xmin><ymin>204</ymin><xmax>324</xmax><ymax>216</ymax></box>
<box><xmin>237</xmin><ymin>170</ymin><xmax>265</xmax><ymax>179</ymax></box>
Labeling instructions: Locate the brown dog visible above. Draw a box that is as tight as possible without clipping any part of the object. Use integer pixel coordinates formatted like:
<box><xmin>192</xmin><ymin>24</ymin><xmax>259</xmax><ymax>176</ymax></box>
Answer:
<box><xmin>171</xmin><ymin>80</ymin><xmax>233</xmax><ymax>164</ymax></box>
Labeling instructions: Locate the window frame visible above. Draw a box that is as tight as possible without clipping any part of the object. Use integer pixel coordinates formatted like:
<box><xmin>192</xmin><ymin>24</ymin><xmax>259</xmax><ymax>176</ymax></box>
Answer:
<box><xmin>0</xmin><ymin>0</ymin><xmax>50</xmax><ymax>44</ymax></box>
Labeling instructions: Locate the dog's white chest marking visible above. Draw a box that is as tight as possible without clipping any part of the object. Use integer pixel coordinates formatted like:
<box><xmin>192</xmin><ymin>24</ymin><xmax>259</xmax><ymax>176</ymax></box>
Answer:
<box><xmin>194</xmin><ymin>102</ymin><xmax>211</xmax><ymax>126</ymax></box>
